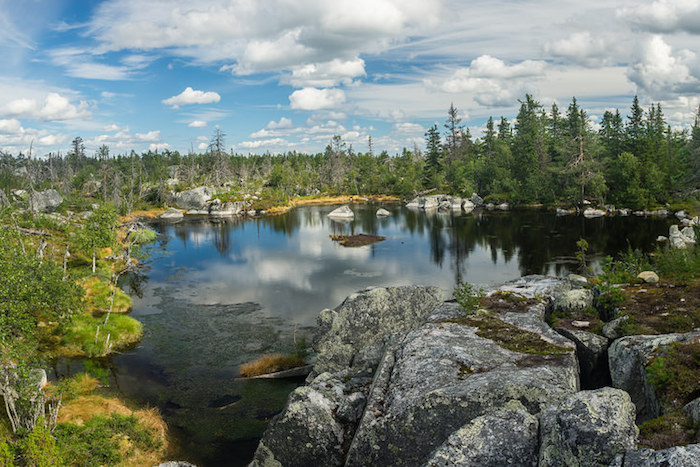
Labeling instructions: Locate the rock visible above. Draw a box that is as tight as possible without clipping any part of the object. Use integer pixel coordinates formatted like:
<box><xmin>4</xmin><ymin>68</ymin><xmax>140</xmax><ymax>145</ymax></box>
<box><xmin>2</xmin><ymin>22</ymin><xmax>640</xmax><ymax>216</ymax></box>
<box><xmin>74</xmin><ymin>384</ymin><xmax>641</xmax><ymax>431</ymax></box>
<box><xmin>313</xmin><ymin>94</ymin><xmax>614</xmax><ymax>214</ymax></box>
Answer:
<box><xmin>556</xmin><ymin>327</ymin><xmax>610</xmax><ymax>388</ymax></box>
<box><xmin>539</xmin><ymin>388</ymin><xmax>638</xmax><ymax>467</ymax></box>
<box><xmin>571</xmin><ymin>320</ymin><xmax>590</xmax><ymax>328</ymax></box>
<box><xmin>552</xmin><ymin>289</ymin><xmax>594</xmax><ymax>315</ymax></box>
<box><xmin>160</xmin><ymin>207</ymin><xmax>184</xmax><ymax>219</ymax></box>
<box><xmin>12</xmin><ymin>189</ymin><xmax>27</xmax><ymax>200</ymax></box>
<box><xmin>675</xmin><ymin>210</ymin><xmax>687</xmax><ymax>219</ymax></box>
<box><xmin>498</xmin><ymin>275</ymin><xmax>573</xmax><ymax>299</ymax></box>
<box><xmin>683</xmin><ymin>397</ymin><xmax>700</xmax><ymax>425</ymax></box>
<box><xmin>471</xmin><ymin>193</ymin><xmax>483</xmax><ymax>207</ymax></box>
<box><xmin>669</xmin><ymin>225</ymin><xmax>692</xmax><ymax>248</ymax></box>
<box><xmin>637</xmin><ymin>271</ymin><xmax>659</xmax><ymax>284</ymax></box>
<box><xmin>252</xmin><ymin>372</ymin><xmax>369</xmax><ymax>467</ymax></box>
<box><xmin>450</xmin><ymin>197</ymin><xmax>464</xmax><ymax>211</ymax></box>
<box><xmin>557</xmin><ymin>208</ymin><xmax>575</xmax><ymax>216</ymax></box>
<box><xmin>608</xmin><ymin>331</ymin><xmax>700</xmax><ymax>422</ymax></box>
<box><xmin>155</xmin><ymin>462</ymin><xmax>198</xmax><ymax>467</ymax></box>
<box><xmin>602</xmin><ymin>315</ymin><xmax>630</xmax><ymax>340</ymax></box>
<box><xmin>462</xmin><ymin>199</ymin><xmax>475</xmax><ymax>213</ymax></box>
<box><xmin>375</xmin><ymin>208</ymin><xmax>391</xmax><ymax>217</ymax></box>
<box><xmin>657</xmin><ymin>235</ymin><xmax>668</xmax><ymax>242</ymax></box>
<box><xmin>497</xmin><ymin>202</ymin><xmax>510</xmax><ymax>211</ymax></box>
<box><xmin>583</xmin><ymin>208</ymin><xmax>606</xmax><ymax>218</ymax></box>
<box><xmin>437</xmin><ymin>200</ymin><xmax>452</xmax><ymax>212</ymax></box>
<box><xmin>313</xmin><ymin>286</ymin><xmax>444</xmax><ymax>375</ymax></box>
<box><xmin>421</xmin><ymin>196</ymin><xmax>440</xmax><ymax>210</ymax></box>
<box><xmin>567</xmin><ymin>274</ymin><xmax>588</xmax><ymax>286</ymax></box>
<box><xmin>681</xmin><ymin>226</ymin><xmax>696</xmax><ymax>243</ymax></box>
<box><xmin>170</xmin><ymin>186</ymin><xmax>213</xmax><ymax>210</ymax></box>
<box><xmin>406</xmin><ymin>197</ymin><xmax>420</xmax><ymax>209</ymax></box>
<box><xmin>423</xmin><ymin>400</ymin><xmax>538</xmax><ymax>467</ymax></box>
<box><xmin>246</xmin><ymin>210</ymin><xmax>257</xmax><ymax>216</ymax></box>
<box><xmin>28</xmin><ymin>189</ymin><xmax>63</xmax><ymax>213</ymax></box>
<box><xmin>327</xmin><ymin>205</ymin><xmax>354</xmax><ymax>220</ymax></box>
<box><xmin>618</xmin><ymin>208</ymin><xmax>630</xmax><ymax>216</ymax></box>
<box><xmin>209</xmin><ymin>201</ymin><xmax>245</xmax><ymax>216</ymax></box>
<box><xmin>611</xmin><ymin>444</ymin><xmax>700</xmax><ymax>466</ymax></box>
<box><xmin>345</xmin><ymin>300</ymin><xmax>578</xmax><ymax>466</ymax></box>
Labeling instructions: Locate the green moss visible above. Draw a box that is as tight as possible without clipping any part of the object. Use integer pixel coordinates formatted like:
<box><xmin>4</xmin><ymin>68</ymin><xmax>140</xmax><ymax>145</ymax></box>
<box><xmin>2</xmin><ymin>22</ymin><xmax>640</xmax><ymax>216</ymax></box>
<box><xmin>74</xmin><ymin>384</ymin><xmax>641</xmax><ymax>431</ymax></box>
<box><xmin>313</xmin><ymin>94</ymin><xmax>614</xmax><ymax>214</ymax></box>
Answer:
<box><xmin>638</xmin><ymin>410</ymin><xmax>699</xmax><ymax>450</ymax></box>
<box><xmin>441</xmin><ymin>315</ymin><xmax>572</xmax><ymax>356</ymax></box>
<box><xmin>645</xmin><ymin>341</ymin><xmax>700</xmax><ymax>412</ymax></box>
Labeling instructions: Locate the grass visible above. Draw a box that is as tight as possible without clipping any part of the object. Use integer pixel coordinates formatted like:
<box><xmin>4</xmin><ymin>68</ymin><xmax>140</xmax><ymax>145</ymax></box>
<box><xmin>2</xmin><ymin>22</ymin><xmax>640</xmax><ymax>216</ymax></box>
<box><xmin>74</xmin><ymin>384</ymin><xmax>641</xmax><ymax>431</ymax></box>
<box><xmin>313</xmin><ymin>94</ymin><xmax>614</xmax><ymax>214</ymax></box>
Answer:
<box><xmin>645</xmin><ymin>341</ymin><xmax>700</xmax><ymax>411</ymax></box>
<box><xmin>59</xmin><ymin>313</ymin><xmax>143</xmax><ymax>357</ymax></box>
<box><xmin>330</xmin><ymin>233</ymin><xmax>386</xmax><ymax>247</ymax></box>
<box><xmin>615</xmin><ymin>283</ymin><xmax>700</xmax><ymax>335</ymax></box>
<box><xmin>239</xmin><ymin>354</ymin><xmax>306</xmax><ymax>377</ymax></box>
<box><xmin>638</xmin><ymin>410</ymin><xmax>699</xmax><ymax>450</ymax></box>
<box><xmin>80</xmin><ymin>276</ymin><xmax>133</xmax><ymax>313</ymax></box>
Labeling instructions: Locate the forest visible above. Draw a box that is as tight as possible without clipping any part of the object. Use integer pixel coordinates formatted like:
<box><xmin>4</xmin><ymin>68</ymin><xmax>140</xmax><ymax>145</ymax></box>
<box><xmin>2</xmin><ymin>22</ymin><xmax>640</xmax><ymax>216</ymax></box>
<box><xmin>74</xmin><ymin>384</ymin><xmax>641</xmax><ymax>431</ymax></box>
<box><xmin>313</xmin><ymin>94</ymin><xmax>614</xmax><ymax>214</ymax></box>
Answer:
<box><xmin>1</xmin><ymin>95</ymin><xmax>699</xmax><ymax>215</ymax></box>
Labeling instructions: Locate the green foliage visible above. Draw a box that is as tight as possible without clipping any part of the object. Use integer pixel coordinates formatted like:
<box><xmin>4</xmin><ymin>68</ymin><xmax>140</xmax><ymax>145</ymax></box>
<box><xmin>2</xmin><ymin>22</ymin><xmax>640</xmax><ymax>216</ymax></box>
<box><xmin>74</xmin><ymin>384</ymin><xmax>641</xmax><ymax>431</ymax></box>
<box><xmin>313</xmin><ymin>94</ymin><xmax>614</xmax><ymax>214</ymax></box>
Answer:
<box><xmin>646</xmin><ymin>341</ymin><xmax>700</xmax><ymax>410</ymax></box>
<box><xmin>60</xmin><ymin>314</ymin><xmax>142</xmax><ymax>357</ymax></box>
<box><xmin>653</xmin><ymin>244</ymin><xmax>700</xmax><ymax>281</ymax></box>
<box><xmin>0</xmin><ymin>229</ymin><xmax>83</xmax><ymax>342</ymax></box>
<box><xmin>0</xmin><ymin>441</ymin><xmax>14</xmax><ymax>467</ymax></box>
<box><xmin>599</xmin><ymin>245</ymin><xmax>650</xmax><ymax>284</ymax></box>
<box><xmin>129</xmin><ymin>228</ymin><xmax>156</xmax><ymax>244</ymax></box>
<box><xmin>55</xmin><ymin>413</ymin><xmax>161</xmax><ymax>466</ymax></box>
<box><xmin>593</xmin><ymin>283</ymin><xmax>626</xmax><ymax>321</ymax></box>
<box><xmin>575</xmin><ymin>238</ymin><xmax>593</xmax><ymax>276</ymax></box>
<box><xmin>18</xmin><ymin>420</ymin><xmax>63</xmax><ymax>467</ymax></box>
<box><xmin>75</xmin><ymin>204</ymin><xmax>117</xmax><ymax>272</ymax></box>
<box><xmin>453</xmin><ymin>281</ymin><xmax>485</xmax><ymax>313</ymax></box>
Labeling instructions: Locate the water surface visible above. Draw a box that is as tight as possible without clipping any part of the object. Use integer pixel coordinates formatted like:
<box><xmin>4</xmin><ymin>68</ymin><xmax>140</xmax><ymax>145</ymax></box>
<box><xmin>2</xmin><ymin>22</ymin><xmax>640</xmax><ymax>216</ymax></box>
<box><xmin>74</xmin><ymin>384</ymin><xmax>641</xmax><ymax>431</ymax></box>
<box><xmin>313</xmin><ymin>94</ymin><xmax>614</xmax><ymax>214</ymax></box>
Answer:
<box><xmin>82</xmin><ymin>205</ymin><xmax>675</xmax><ymax>465</ymax></box>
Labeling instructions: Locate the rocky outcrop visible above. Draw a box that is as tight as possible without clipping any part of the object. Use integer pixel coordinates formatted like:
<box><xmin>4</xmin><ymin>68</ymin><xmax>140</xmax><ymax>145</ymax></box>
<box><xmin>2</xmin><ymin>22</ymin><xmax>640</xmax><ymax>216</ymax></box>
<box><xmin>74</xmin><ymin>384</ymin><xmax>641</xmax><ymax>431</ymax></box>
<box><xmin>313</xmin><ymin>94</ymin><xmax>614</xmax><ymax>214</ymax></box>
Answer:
<box><xmin>169</xmin><ymin>186</ymin><xmax>213</xmax><ymax>210</ymax></box>
<box><xmin>538</xmin><ymin>388</ymin><xmax>638</xmax><ymax>467</ymax></box>
<box><xmin>405</xmin><ymin>194</ymin><xmax>477</xmax><ymax>213</ymax></box>
<box><xmin>555</xmin><ymin>328</ymin><xmax>609</xmax><ymax>388</ymax></box>
<box><xmin>375</xmin><ymin>208</ymin><xmax>391</xmax><ymax>217</ymax></box>
<box><xmin>684</xmin><ymin>398</ymin><xmax>700</xmax><ymax>425</ymax></box>
<box><xmin>611</xmin><ymin>444</ymin><xmax>700</xmax><ymax>466</ymax></box>
<box><xmin>583</xmin><ymin>208</ymin><xmax>606</xmax><ymax>218</ymax></box>
<box><xmin>424</xmin><ymin>400</ymin><xmax>538</xmax><ymax>467</ymax></box>
<box><xmin>327</xmin><ymin>205</ymin><xmax>354</xmax><ymax>220</ymax></box>
<box><xmin>552</xmin><ymin>288</ymin><xmax>594</xmax><ymax>315</ymax></box>
<box><xmin>209</xmin><ymin>200</ymin><xmax>246</xmax><ymax>216</ymax></box>
<box><xmin>28</xmin><ymin>189</ymin><xmax>63</xmax><ymax>213</ymax></box>
<box><xmin>669</xmin><ymin>224</ymin><xmax>696</xmax><ymax>249</ymax></box>
<box><xmin>608</xmin><ymin>330</ymin><xmax>700</xmax><ymax>422</ymax></box>
<box><xmin>160</xmin><ymin>207</ymin><xmax>184</xmax><ymax>220</ymax></box>
<box><xmin>313</xmin><ymin>286</ymin><xmax>443</xmax><ymax>375</ymax></box>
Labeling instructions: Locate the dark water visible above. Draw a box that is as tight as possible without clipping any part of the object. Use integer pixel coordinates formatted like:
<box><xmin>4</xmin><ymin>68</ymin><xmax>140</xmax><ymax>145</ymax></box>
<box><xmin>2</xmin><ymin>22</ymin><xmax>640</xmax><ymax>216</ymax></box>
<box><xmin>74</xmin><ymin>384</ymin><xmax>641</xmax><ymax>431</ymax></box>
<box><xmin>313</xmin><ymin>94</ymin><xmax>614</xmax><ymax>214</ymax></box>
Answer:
<box><xmin>55</xmin><ymin>204</ymin><xmax>673</xmax><ymax>466</ymax></box>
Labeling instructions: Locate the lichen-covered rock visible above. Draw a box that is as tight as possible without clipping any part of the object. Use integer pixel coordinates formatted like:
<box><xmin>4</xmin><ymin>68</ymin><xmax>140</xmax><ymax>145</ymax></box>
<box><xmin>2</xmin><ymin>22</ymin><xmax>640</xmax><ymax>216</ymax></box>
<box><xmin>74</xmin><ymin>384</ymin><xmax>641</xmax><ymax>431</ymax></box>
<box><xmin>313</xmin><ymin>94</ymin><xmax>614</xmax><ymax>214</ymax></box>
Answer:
<box><xmin>423</xmin><ymin>400</ymin><xmax>538</xmax><ymax>467</ymax></box>
<box><xmin>583</xmin><ymin>208</ymin><xmax>606</xmax><ymax>218</ymax></box>
<box><xmin>683</xmin><ymin>397</ymin><xmax>700</xmax><ymax>425</ymax></box>
<box><xmin>170</xmin><ymin>186</ymin><xmax>213</xmax><ymax>210</ymax></box>
<box><xmin>496</xmin><ymin>275</ymin><xmax>573</xmax><ymax>299</ymax></box>
<box><xmin>251</xmin><ymin>372</ymin><xmax>370</xmax><ymax>467</ymax></box>
<box><xmin>327</xmin><ymin>205</ymin><xmax>354</xmax><ymax>219</ymax></box>
<box><xmin>608</xmin><ymin>331</ymin><xmax>700</xmax><ymax>422</ymax></box>
<box><xmin>539</xmin><ymin>388</ymin><xmax>638</xmax><ymax>467</ymax></box>
<box><xmin>471</xmin><ymin>193</ymin><xmax>483</xmax><ymax>207</ymax></box>
<box><xmin>637</xmin><ymin>271</ymin><xmax>659</xmax><ymax>283</ymax></box>
<box><xmin>603</xmin><ymin>315</ymin><xmax>630</xmax><ymax>340</ymax></box>
<box><xmin>556</xmin><ymin>327</ymin><xmax>610</xmax><ymax>388</ymax></box>
<box><xmin>209</xmin><ymin>201</ymin><xmax>245</xmax><ymax>216</ymax></box>
<box><xmin>552</xmin><ymin>289</ymin><xmax>594</xmax><ymax>315</ymax></box>
<box><xmin>611</xmin><ymin>444</ymin><xmax>700</xmax><ymax>466</ymax></box>
<box><xmin>28</xmin><ymin>189</ymin><xmax>63</xmax><ymax>213</ymax></box>
<box><xmin>160</xmin><ymin>207</ymin><xmax>184</xmax><ymax>219</ymax></box>
<box><xmin>345</xmin><ymin>301</ymin><xmax>578</xmax><ymax>466</ymax></box>
<box><xmin>313</xmin><ymin>286</ymin><xmax>444</xmax><ymax>375</ymax></box>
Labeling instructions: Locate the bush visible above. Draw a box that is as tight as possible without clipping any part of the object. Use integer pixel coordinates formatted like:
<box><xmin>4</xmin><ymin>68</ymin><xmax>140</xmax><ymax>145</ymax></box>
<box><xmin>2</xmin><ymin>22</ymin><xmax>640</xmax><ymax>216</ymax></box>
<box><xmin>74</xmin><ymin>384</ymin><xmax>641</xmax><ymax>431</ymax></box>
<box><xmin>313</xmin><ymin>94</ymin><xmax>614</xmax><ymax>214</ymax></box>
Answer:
<box><xmin>18</xmin><ymin>420</ymin><xmax>62</xmax><ymax>467</ymax></box>
<box><xmin>453</xmin><ymin>281</ymin><xmax>484</xmax><ymax>314</ymax></box>
<box><xmin>653</xmin><ymin>245</ymin><xmax>700</xmax><ymax>282</ymax></box>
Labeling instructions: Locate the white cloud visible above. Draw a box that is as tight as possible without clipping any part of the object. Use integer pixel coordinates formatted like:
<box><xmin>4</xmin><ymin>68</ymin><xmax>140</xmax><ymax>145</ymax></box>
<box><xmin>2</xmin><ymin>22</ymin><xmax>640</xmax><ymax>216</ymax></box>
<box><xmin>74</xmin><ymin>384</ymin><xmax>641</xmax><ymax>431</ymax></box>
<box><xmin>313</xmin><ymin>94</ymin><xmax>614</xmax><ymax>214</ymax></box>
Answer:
<box><xmin>197</xmin><ymin>142</ymin><xmax>208</xmax><ymax>150</ymax></box>
<box><xmin>266</xmin><ymin>117</ymin><xmax>293</xmax><ymax>129</ymax></box>
<box><xmin>545</xmin><ymin>32</ymin><xmax>618</xmax><ymax>66</ymax></box>
<box><xmin>149</xmin><ymin>143</ymin><xmax>170</xmax><ymax>152</ymax></box>
<box><xmin>162</xmin><ymin>87</ymin><xmax>221</xmax><ymax>108</ymax></box>
<box><xmin>289</xmin><ymin>88</ymin><xmax>346</xmax><ymax>110</ymax></box>
<box><xmin>2</xmin><ymin>93</ymin><xmax>91</xmax><ymax>121</ymax></box>
<box><xmin>621</xmin><ymin>0</ymin><xmax>700</xmax><ymax>34</ymax></box>
<box><xmin>237</xmin><ymin>138</ymin><xmax>289</xmax><ymax>149</ymax></box>
<box><xmin>627</xmin><ymin>35</ymin><xmax>697</xmax><ymax>97</ymax></box>
<box><xmin>284</xmin><ymin>58</ymin><xmax>366</xmax><ymax>87</ymax></box>
<box><xmin>103</xmin><ymin>123</ymin><xmax>120</xmax><ymax>131</ymax></box>
<box><xmin>136</xmin><ymin>130</ymin><xmax>161</xmax><ymax>142</ymax></box>
<box><xmin>0</xmin><ymin>118</ymin><xmax>22</xmax><ymax>134</ymax></box>
<box><xmin>393</xmin><ymin>122</ymin><xmax>424</xmax><ymax>134</ymax></box>
<box><xmin>48</xmin><ymin>47</ymin><xmax>132</xmax><ymax>80</ymax></box>
<box><xmin>188</xmin><ymin>120</ymin><xmax>207</xmax><ymax>128</ymax></box>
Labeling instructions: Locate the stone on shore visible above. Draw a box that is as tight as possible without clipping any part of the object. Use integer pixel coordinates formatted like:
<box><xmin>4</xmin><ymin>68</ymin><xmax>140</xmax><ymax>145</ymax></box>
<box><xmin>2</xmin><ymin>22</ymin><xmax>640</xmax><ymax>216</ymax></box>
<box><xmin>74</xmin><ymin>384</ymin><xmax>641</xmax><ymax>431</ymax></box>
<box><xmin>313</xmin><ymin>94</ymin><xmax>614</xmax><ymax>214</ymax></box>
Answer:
<box><xmin>327</xmin><ymin>205</ymin><xmax>354</xmax><ymax>220</ymax></box>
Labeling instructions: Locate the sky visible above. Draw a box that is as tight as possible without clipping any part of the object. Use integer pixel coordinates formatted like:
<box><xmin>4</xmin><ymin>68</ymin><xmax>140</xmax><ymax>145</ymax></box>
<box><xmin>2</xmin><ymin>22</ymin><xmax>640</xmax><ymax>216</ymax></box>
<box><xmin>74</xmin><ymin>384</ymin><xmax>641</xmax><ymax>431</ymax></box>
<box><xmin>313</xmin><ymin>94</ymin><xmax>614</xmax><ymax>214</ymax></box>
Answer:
<box><xmin>1</xmin><ymin>0</ymin><xmax>700</xmax><ymax>157</ymax></box>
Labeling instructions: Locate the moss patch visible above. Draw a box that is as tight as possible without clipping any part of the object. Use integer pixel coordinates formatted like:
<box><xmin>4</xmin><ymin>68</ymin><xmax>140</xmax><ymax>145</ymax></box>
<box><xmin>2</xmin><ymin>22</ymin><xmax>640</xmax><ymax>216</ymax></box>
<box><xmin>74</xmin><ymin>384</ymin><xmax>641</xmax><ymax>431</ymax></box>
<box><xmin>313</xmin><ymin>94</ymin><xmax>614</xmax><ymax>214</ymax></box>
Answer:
<box><xmin>441</xmin><ymin>314</ymin><xmax>572</xmax><ymax>356</ymax></box>
<box><xmin>617</xmin><ymin>282</ymin><xmax>700</xmax><ymax>335</ymax></box>
<box><xmin>479</xmin><ymin>291</ymin><xmax>540</xmax><ymax>314</ymax></box>
<box><xmin>59</xmin><ymin>313</ymin><xmax>143</xmax><ymax>357</ymax></box>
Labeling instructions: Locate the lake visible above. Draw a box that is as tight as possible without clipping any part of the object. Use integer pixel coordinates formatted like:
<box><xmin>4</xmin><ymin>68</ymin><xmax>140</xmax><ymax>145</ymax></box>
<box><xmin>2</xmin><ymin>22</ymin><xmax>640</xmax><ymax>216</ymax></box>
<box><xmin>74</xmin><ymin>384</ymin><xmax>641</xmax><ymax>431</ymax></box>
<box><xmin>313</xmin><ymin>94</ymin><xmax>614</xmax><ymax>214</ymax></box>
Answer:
<box><xmin>58</xmin><ymin>204</ymin><xmax>674</xmax><ymax>465</ymax></box>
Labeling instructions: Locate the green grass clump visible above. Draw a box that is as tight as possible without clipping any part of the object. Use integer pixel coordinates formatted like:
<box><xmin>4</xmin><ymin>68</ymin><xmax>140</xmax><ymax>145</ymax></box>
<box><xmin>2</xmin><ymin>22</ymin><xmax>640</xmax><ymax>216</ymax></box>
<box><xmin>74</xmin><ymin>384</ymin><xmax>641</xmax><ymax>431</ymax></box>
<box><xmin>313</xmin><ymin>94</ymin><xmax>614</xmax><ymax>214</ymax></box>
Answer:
<box><xmin>55</xmin><ymin>413</ymin><xmax>161</xmax><ymax>466</ymax></box>
<box><xmin>653</xmin><ymin>243</ymin><xmax>700</xmax><ymax>282</ymax></box>
<box><xmin>81</xmin><ymin>276</ymin><xmax>132</xmax><ymax>313</ymax></box>
<box><xmin>129</xmin><ymin>228</ymin><xmax>157</xmax><ymax>244</ymax></box>
<box><xmin>61</xmin><ymin>313</ymin><xmax>143</xmax><ymax>357</ymax></box>
<box><xmin>453</xmin><ymin>281</ymin><xmax>485</xmax><ymax>314</ymax></box>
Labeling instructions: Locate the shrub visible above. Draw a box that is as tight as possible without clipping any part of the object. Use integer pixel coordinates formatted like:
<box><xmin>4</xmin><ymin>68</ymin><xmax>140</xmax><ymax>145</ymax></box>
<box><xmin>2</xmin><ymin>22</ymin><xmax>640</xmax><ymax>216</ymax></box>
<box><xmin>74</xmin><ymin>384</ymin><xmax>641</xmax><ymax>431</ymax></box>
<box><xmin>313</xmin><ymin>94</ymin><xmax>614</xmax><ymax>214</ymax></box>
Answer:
<box><xmin>453</xmin><ymin>281</ymin><xmax>484</xmax><ymax>314</ymax></box>
<box><xmin>18</xmin><ymin>420</ymin><xmax>62</xmax><ymax>467</ymax></box>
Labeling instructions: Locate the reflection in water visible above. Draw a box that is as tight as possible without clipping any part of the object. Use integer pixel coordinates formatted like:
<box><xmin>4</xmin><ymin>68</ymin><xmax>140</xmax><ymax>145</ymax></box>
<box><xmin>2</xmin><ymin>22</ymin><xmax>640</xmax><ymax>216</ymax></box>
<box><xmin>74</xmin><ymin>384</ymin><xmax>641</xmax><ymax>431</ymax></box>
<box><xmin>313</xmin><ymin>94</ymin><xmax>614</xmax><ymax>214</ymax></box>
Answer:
<box><xmin>108</xmin><ymin>205</ymin><xmax>672</xmax><ymax>466</ymax></box>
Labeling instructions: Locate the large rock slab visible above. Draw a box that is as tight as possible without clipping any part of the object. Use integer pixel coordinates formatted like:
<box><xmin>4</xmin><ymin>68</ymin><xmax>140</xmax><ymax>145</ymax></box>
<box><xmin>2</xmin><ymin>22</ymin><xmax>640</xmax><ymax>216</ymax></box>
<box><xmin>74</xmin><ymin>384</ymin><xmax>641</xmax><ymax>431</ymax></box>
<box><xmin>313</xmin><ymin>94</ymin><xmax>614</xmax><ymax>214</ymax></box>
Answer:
<box><xmin>608</xmin><ymin>331</ymin><xmax>700</xmax><ymax>422</ymax></box>
<box><xmin>423</xmin><ymin>400</ymin><xmax>538</xmax><ymax>467</ymax></box>
<box><xmin>345</xmin><ymin>302</ymin><xmax>578</xmax><ymax>466</ymax></box>
<box><xmin>28</xmin><ymin>189</ymin><xmax>63</xmax><ymax>213</ymax></box>
<box><xmin>556</xmin><ymin>327</ymin><xmax>610</xmax><ymax>388</ymax></box>
<box><xmin>170</xmin><ymin>186</ymin><xmax>213</xmax><ymax>210</ymax></box>
<box><xmin>539</xmin><ymin>387</ymin><xmax>638</xmax><ymax>467</ymax></box>
<box><xmin>327</xmin><ymin>205</ymin><xmax>354</xmax><ymax>220</ymax></box>
<box><xmin>552</xmin><ymin>288</ymin><xmax>594</xmax><ymax>315</ymax></box>
<box><xmin>313</xmin><ymin>286</ymin><xmax>443</xmax><ymax>375</ymax></box>
<box><xmin>611</xmin><ymin>444</ymin><xmax>700</xmax><ymax>466</ymax></box>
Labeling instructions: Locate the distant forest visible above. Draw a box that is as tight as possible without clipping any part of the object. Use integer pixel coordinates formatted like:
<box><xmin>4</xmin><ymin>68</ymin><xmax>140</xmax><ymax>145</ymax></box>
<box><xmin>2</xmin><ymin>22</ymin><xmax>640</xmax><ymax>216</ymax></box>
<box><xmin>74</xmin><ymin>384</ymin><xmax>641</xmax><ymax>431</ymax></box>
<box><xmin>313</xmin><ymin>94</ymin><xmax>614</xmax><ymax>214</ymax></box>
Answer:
<box><xmin>2</xmin><ymin>95</ymin><xmax>699</xmax><ymax>212</ymax></box>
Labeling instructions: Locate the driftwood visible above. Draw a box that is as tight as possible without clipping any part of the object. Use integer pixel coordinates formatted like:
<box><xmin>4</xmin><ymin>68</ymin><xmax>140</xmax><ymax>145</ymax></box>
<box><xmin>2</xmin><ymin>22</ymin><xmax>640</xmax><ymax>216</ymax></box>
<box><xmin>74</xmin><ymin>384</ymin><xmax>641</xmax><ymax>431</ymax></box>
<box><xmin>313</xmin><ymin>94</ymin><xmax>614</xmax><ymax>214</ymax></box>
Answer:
<box><xmin>1</xmin><ymin>225</ymin><xmax>52</xmax><ymax>237</ymax></box>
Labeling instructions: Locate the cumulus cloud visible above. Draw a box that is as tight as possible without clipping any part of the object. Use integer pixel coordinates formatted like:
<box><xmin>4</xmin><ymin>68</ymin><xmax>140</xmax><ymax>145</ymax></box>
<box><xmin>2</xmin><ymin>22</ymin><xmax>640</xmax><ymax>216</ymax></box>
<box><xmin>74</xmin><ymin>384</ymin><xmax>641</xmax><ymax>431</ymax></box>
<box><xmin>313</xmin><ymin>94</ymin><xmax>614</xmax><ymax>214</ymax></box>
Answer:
<box><xmin>284</xmin><ymin>58</ymin><xmax>367</xmax><ymax>87</ymax></box>
<box><xmin>393</xmin><ymin>122</ymin><xmax>424</xmax><ymax>134</ymax></box>
<box><xmin>136</xmin><ymin>130</ymin><xmax>161</xmax><ymax>142</ymax></box>
<box><xmin>289</xmin><ymin>88</ymin><xmax>346</xmax><ymax>110</ymax></box>
<box><xmin>149</xmin><ymin>143</ymin><xmax>170</xmax><ymax>152</ymax></box>
<box><xmin>266</xmin><ymin>117</ymin><xmax>293</xmax><ymax>129</ymax></box>
<box><xmin>1</xmin><ymin>93</ymin><xmax>91</xmax><ymax>121</ymax></box>
<box><xmin>0</xmin><ymin>118</ymin><xmax>22</xmax><ymax>134</ymax></box>
<box><xmin>237</xmin><ymin>138</ymin><xmax>289</xmax><ymax>149</ymax></box>
<box><xmin>162</xmin><ymin>87</ymin><xmax>221</xmax><ymax>108</ymax></box>
<box><xmin>621</xmin><ymin>0</ymin><xmax>700</xmax><ymax>34</ymax></box>
<box><xmin>188</xmin><ymin>120</ymin><xmax>207</xmax><ymax>128</ymax></box>
<box><xmin>627</xmin><ymin>35</ymin><xmax>698</xmax><ymax>97</ymax></box>
<box><xmin>545</xmin><ymin>32</ymin><xmax>618</xmax><ymax>65</ymax></box>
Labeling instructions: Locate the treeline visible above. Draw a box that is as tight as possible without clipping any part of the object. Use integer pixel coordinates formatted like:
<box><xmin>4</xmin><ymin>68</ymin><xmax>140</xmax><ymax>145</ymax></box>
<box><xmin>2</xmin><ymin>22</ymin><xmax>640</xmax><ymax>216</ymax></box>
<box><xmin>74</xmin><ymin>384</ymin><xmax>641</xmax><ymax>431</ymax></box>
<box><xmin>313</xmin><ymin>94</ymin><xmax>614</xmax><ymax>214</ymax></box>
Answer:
<box><xmin>1</xmin><ymin>95</ymin><xmax>699</xmax><ymax>212</ymax></box>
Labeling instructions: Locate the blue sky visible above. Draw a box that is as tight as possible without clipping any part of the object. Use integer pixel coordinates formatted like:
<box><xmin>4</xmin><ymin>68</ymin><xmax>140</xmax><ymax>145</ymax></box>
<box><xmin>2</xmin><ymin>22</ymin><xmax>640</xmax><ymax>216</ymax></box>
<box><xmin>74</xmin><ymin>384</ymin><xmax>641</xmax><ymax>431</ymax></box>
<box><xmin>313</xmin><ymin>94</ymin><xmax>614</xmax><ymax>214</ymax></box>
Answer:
<box><xmin>1</xmin><ymin>0</ymin><xmax>700</xmax><ymax>157</ymax></box>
